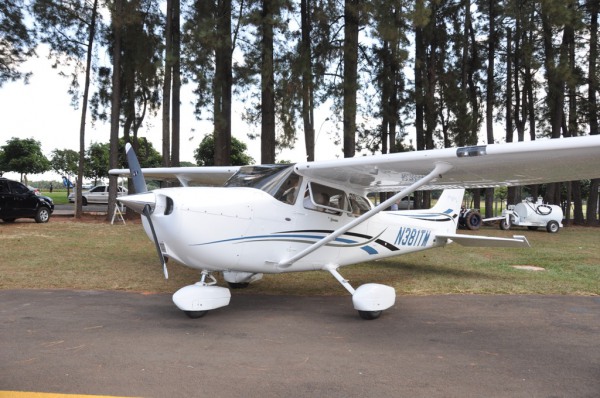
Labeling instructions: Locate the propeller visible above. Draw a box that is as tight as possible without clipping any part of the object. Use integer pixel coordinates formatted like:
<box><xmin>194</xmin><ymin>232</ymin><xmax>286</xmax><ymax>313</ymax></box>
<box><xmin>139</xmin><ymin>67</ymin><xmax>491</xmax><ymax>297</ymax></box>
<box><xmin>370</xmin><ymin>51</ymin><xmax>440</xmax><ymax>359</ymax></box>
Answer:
<box><xmin>143</xmin><ymin>204</ymin><xmax>169</xmax><ymax>279</ymax></box>
<box><xmin>122</xmin><ymin>142</ymin><xmax>169</xmax><ymax>279</ymax></box>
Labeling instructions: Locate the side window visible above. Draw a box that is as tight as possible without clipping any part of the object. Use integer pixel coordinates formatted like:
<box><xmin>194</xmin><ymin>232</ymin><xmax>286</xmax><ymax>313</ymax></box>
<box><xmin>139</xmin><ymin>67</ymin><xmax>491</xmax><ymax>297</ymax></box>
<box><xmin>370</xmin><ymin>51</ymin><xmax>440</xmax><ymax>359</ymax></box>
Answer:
<box><xmin>303</xmin><ymin>182</ymin><xmax>348</xmax><ymax>214</ymax></box>
<box><xmin>349</xmin><ymin>193</ymin><xmax>372</xmax><ymax>216</ymax></box>
<box><xmin>0</xmin><ymin>181</ymin><xmax>6</xmax><ymax>193</ymax></box>
<box><xmin>9</xmin><ymin>181</ymin><xmax>29</xmax><ymax>194</ymax></box>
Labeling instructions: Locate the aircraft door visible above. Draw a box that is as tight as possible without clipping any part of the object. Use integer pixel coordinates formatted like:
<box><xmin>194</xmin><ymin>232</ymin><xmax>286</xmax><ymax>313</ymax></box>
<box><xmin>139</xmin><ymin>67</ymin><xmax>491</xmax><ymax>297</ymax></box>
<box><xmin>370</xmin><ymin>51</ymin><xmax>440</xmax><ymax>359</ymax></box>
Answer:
<box><xmin>289</xmin><ymin>182</ymin><xmax>351</xmax><ymax>269</ymax></box>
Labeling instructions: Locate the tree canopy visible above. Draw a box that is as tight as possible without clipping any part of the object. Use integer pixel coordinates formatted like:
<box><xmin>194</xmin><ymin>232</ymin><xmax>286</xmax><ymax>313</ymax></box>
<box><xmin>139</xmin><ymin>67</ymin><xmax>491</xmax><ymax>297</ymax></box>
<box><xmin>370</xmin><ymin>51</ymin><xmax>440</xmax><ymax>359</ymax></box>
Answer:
<box><xmin>0</xmin><ymin>0</ymin><xmax>35</xmax><ymax>86</ymax></box>
<box><xmin>0</xmin><ymin>137</ymin><xmax>51</xmax><ymax>181</ymax></box>
<box><xmin>194</xmin><ymin>134</ymin><xmax>254</xmax><ymax>166</ymax></box>
<box><xmin>2</xmin><ymin>0</ymin><xmax>600</xmax><ymax>222</ymax></box>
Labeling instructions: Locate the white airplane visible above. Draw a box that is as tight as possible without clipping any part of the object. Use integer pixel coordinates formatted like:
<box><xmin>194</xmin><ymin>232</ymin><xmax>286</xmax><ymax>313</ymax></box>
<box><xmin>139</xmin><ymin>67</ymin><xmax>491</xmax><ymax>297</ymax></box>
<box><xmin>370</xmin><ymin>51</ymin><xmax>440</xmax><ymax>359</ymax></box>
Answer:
<box><xmin>110</xmin><ymin>135</ymin><xmax>600</xmax><ymax>320</ymax></box>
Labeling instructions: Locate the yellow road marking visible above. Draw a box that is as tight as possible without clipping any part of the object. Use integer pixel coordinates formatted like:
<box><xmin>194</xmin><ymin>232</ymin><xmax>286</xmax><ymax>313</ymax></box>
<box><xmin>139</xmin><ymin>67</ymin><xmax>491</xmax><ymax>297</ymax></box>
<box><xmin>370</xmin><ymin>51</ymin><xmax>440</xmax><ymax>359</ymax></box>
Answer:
<box><xmin>0</xmin><ymin>392</ymin><xmax>139</xmax><ymax>398</ymax></box>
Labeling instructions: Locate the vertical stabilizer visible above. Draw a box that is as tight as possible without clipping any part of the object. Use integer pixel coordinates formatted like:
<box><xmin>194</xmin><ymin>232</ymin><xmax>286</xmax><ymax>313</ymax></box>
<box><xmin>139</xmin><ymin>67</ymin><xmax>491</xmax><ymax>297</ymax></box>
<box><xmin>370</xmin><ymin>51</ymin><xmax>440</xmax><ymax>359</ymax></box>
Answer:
<box><xmin>429</xmin><ymin>189</ymin><xmax>465</xmax><ymax>221</ymax></box>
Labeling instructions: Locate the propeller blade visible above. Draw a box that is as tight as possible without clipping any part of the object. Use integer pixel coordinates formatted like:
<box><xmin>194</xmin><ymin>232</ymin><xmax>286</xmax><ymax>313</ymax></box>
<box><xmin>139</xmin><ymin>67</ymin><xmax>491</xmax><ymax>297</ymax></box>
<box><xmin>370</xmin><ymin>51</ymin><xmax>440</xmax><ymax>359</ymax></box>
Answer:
<box><xmin>143</xmin><ymin>204</ymin><xmax>169</xmax><ymax>279</ymax></box>
<box><xmin>125</xmin><ymin>143</ymin><xmax>148</xmax><ymax>193</ymax></box>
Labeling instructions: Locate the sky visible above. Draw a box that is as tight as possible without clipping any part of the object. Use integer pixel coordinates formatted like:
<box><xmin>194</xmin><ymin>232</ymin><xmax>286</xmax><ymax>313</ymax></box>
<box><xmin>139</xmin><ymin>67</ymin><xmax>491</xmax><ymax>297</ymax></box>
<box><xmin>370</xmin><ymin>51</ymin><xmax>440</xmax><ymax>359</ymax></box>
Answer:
<box><xmin>0</xmin><ymin>47</ymin><xmax>343</xmax><ymax>182</ymax></box>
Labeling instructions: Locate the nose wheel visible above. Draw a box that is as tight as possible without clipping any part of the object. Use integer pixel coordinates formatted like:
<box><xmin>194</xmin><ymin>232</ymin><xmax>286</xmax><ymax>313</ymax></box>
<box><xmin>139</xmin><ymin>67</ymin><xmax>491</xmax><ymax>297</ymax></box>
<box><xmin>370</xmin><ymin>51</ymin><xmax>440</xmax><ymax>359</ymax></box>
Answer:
<box><xmin>173</xmin><ymin>271</ymin><xmax>231</xmax><ymax>318</ymax></box>
<box><xmin>184</xmin><ymin>310</ymin><xmax>207</xmax><ymax>319</ymax></box>
<box><xmin>358</xmin><ymin>310</ymin><xmax>382</xmax><ymax>320</ymax></box>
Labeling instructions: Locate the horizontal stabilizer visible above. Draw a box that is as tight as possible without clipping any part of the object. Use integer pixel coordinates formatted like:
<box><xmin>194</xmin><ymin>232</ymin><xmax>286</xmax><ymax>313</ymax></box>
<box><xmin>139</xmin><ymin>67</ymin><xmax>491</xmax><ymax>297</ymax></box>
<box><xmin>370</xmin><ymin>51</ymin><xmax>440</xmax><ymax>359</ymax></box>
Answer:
<box><xmin>436</xmin><ymin>234</ymin><xmax>530</xmax><ymax>248</ymax></box>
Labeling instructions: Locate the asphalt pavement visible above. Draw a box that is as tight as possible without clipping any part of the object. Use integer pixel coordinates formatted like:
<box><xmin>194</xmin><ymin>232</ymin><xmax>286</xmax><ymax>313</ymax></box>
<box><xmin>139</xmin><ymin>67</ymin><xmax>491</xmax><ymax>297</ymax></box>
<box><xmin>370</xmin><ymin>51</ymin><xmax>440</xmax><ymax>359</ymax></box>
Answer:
<box><xmin>53</xmin><ymin>204</ymin><xmax>107</xmax><ymax>216</ymax></box>
<box><xmin>1</xmin><ymin>290</ymin><xmax>599</xmax><ymax>397</ymax></box>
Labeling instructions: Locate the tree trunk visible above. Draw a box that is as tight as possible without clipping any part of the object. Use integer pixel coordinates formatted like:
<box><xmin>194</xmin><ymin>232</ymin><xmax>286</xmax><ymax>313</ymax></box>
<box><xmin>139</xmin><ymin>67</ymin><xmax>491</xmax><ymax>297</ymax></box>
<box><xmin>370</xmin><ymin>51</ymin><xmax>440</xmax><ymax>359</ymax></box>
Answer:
<box><xmin>75</xmin><ymin>0</ymin><xmax>98</xmax><ymax>219</ymax></box>
<box><xmin>300</xmin><ymin>0</ymin><xmax>315</xmax><ymax>161</ymax></box>
<box><xmin>414</xmin><ymin>3</ymin><xmax>425</xmax><ymax>152</ymax></box>
<box><xmin>484</xmin><ymin>0</ymin><xmax>496</xmax><ymax>218</ymax></box>
<box><xmin>108</xmin><ymin>0</ymin><xmax>123</xmax><ymax>221</ymax></box>
<box><xmin>261</xmin><ymin>0</ymin><xmax>276</xmax><ymax>164</ymax></box>
<box><xmin>587</xmin><ymin>1</ymin><xmax>599</xmax><ymax>224</ymax></box>
<box><xmin>214</xmin><ymin>0</ymin><xmax>232</xmax><ymax>166</ymax></box>
<box><xmin>343</xmin><ymin>0</ymin><xmax>359</xmax><ymax>158</ymax></box>
<box><xmin>505</xmin><ymin>28</ymin><xmax>518</xmax><ymax>205</ymax></box>
<box><xmin>171</xmin><ymin>0</ymin><xmax>181</xmax><ymax>167</ymax></box>
<box><xmin>162</xmin><ymin>0</ymin><xmax>173</xmax><ymax>167</ymax></box>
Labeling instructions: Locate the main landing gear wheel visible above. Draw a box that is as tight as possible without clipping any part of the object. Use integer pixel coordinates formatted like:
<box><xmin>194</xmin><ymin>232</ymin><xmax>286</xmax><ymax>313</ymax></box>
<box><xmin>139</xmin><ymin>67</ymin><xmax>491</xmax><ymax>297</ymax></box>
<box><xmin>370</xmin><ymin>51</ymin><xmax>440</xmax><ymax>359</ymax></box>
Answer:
<box><xmin>227</xmin><ymin>282</ymin><xmax>250</xmax><ymax>289</ymax></box>
<box><xmin>184</xmin><ymin>310</ymin><xmax>207</xmax><ymax>319</ymax></box>
<box><xmin>358</xmin><ymin>310</ymin><xmax>382</xmax><ymax>320</ymax></box>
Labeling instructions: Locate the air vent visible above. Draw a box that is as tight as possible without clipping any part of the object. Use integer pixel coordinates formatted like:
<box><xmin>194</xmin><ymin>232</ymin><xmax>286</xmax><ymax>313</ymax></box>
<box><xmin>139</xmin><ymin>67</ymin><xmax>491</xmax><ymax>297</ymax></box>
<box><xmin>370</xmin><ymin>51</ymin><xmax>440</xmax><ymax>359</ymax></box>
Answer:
<box><xmin>164</xmin><ymin>196</ymin><xmax>174</xmax><ymax>215</ymax></box>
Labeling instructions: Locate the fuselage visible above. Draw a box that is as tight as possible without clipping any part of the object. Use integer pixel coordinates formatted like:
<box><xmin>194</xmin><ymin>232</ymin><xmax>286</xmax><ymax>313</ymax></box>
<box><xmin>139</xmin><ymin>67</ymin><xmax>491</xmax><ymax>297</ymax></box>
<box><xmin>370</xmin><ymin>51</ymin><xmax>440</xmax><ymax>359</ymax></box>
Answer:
<box><xmin>140</xmin><ymin>184</ymin><xmax>462</xmax><ymax>274</ymax></box>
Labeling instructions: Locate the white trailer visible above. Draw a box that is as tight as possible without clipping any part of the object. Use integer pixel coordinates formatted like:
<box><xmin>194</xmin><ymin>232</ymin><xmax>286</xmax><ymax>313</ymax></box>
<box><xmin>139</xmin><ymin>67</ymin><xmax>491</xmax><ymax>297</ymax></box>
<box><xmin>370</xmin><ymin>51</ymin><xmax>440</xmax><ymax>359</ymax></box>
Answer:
<box><xmin>483</xmin><ymin>197</ymin><xmax>563</xmax><ymax>233</ymax></box>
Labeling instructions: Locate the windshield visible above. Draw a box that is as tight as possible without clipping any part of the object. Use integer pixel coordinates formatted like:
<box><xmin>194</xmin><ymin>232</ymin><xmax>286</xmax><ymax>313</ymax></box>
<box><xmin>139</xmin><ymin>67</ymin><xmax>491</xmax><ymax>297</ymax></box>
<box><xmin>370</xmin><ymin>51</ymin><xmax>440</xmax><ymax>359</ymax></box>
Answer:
<box><xmin>225</xmin><ymin>165</ymin><xmax>300</xmax><ymax>199</ymax></box>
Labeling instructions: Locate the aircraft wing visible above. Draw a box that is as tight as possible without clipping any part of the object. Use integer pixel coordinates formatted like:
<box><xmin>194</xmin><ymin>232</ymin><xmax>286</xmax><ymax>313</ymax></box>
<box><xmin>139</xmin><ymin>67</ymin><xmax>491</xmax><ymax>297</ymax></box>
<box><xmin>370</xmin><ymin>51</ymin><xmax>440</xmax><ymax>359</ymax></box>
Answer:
<box><xmin>294</xmin><ymin>135</ymin><xmax>600</xmax><ymax>193</ymax></box>
<box><xmin>109</xmin><ymin>166</ymin><xmax>241</xmax><ymax>187</ymax></box>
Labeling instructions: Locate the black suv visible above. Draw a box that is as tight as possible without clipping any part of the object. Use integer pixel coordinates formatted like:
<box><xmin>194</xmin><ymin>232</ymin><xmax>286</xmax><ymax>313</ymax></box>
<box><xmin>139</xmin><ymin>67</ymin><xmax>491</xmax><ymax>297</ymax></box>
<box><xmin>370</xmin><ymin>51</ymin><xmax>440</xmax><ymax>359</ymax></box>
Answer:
<box><xmin>0</xmin><ymin>178</ymin><xmax>54</xmax><ymax>223</ymax></box>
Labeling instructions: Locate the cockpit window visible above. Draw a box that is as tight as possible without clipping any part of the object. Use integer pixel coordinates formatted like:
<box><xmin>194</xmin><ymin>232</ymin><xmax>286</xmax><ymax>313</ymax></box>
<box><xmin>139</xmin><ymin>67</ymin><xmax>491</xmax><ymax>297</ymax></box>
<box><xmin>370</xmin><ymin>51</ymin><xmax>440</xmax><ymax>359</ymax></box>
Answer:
<box><xmin>225</xmin><ymin>164</ymin><xmax>301</xmax><ymax>204</ymax></box>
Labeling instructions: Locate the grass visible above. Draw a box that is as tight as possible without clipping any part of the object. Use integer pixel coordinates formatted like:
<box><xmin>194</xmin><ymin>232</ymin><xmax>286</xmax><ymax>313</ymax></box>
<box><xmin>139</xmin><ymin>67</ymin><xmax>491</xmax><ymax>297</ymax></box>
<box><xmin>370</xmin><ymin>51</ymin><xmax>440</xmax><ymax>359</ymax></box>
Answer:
<box><xmin>44</xmin><ymin>190</ymin><xmax>71</xmax><ymax>205</ymax></box>
<box><xmin>1</xmin><ymin>218</ymin><xmax>598</xmax><ymax>296</ymax></box>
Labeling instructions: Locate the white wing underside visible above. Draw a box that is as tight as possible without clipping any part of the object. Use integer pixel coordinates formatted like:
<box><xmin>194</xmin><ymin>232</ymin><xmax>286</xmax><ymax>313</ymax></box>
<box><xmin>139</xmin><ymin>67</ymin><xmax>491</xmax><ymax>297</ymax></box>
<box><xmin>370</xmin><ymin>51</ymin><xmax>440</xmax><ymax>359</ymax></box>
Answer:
<box><xmin>110</xmin><ymin>136</ymin><xmax>600</xmax><ymax>192</ymax></box>
<box><xmin>109</xmin><ymin>166</ymin><xmax>241</xmax><ymax>187</ymax></box>
<box><xmin>294</xmin><ymin>136</ymin><xmax>600</xmax><ymax>192</ymax></box>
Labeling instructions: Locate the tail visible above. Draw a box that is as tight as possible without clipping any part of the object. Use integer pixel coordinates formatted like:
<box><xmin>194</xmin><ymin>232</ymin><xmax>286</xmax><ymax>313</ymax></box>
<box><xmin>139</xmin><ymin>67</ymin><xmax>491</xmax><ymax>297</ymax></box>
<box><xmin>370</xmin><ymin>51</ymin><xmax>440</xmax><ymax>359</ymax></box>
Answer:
<box><xmin>429</xmin><ymin>189</ymin><xmax>465</xmax><ymax>216</ymax></box>
<box><xmin>394</xmin><ymin>189</ymin><xmax>464</xmax><ymax>232</ymax></box>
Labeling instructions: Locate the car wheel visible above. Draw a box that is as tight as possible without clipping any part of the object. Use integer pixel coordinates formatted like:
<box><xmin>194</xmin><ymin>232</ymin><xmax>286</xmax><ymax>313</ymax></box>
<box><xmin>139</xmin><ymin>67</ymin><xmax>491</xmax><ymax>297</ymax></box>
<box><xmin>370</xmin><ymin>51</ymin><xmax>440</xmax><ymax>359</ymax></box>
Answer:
<box><xmin>82</xmin><ymin>197</ymin><xmax>88</xmax><ymax>206</ymax></box>
<box><xmin>499</xmin><ymin>219</ymin><xmax>511</xmax><ymax>230</ymax></box>
<box><xmin>546</xmin><ymin>220</ymin><xmax>560</xmax><ymax>233</ymax></box>
<box><xmin>35</xmin><ymin>207</ymin><xmax>50</xmax><ymax>223</ymax></box>
<box><xmin>466</xmin><ymin>212</ymin><xmax>482</xmax><ymax>230</ymax></box>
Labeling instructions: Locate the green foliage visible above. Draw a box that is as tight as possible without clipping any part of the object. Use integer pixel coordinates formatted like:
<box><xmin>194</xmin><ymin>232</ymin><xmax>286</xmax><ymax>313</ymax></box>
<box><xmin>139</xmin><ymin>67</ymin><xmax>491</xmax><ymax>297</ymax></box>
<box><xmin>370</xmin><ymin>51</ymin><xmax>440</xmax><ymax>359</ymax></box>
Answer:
<box><xmin>0</xmin><ymin>137</ymin><xmax>51</xmax><ymax>178</ymax></box>
<box><xmin>119</xmin><ymin>138</ymin><xmax>162</xmax><ymax>169</ymax></box>
<box><xmin>85</xmin><ymin>142</ymin><xmax>110</xmax><ymax>182</ymax></box>
<box><xmin>31</xmin><ymin>0</ymin><xmax>101</xmax><ymax>102</ymax></box>
<box><xmin>0</xmin><ymin>0</ymin><xmax>36</xmax><ymax>86</ymax></box>
<box><xmin>194</xmin><ymin>135</ymin><xmax>254</xmax><ymax>166</ymax></box>
<box><xmin>51</xmin><ymin>149</ymin><xmax>79</xmax><ymax>177</ymax></box>
<box><xmin>83</xmin><ymin>138</ymin><xmax>161</xmax><ymax>183</ymax></box>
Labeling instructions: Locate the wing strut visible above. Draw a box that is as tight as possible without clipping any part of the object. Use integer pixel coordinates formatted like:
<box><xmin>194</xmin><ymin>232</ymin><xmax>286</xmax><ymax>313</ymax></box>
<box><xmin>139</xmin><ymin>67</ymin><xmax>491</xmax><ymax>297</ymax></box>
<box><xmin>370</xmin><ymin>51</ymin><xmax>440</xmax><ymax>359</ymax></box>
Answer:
<box><xmin>277</xmin><ymin>161</ymin><xmax>454</xmax><ymax>269</ymax></box>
